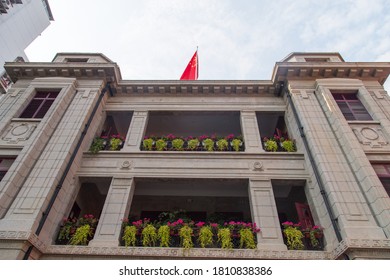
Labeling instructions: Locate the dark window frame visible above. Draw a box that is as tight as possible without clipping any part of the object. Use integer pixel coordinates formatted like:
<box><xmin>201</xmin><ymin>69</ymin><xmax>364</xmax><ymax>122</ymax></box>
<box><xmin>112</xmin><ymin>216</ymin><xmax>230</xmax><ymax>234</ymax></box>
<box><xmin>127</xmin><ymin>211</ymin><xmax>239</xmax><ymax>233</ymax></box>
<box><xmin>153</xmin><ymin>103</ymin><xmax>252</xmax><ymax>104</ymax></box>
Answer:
<box><xmin>19</xmin><ymin>91</ymin><xmax>60</xmax><ymax>119</ymax></box>
<box><xmin>332</xmin><ymin>92</ymin><xmax>372</xmax><ymax>121</ymax></box>
<box><xmin>372</xmin><ymin>163</ymin><xmax>390</xmax><ymax>197</ymax></box>
<box><xmin>0</xmin><ymin>157</ymin><xmax>15</xmax><ymax>182</ymax></box>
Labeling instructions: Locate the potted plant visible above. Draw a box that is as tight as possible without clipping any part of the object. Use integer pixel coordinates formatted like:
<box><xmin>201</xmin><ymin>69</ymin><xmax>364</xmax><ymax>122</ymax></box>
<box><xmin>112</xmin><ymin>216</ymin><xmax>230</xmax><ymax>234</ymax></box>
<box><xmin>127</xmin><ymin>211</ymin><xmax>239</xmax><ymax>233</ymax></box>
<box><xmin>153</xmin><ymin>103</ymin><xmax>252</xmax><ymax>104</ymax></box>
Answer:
<box><xmin>203</xmin><ymin>138</ymin><xmax>215</xmax><ymax>151</ymax></box>
<box><xmin>89</xmin><ymin>137</ymin><xmax>106</xmax><ymax>153</ymax></box>
<box><xmin>239</xmin><ymin>227</ymin><xmax>256</xmax><ymax>249</ymax></box>
<box><xmin>141</xmin><ymin>224</ymin><xmax>157</xmax><ymax>247</ymax></box>
<box><xmin>217</xmin><ymin>228</ymin><xmax>233</xmax><ymax>249</ymax></box>
<box><xmin>231</xmin><ymin>138</ymin><xmax>243</xmax><ymax>152</ymax></box>
<box><xmin>142</xmin><ymin>137</ymin><xmax>154</xmax><ymax>151</ymax></box>
<box><xmin>197</xmin><ymin>224</ymin><xmax>214</xmax><ymax>248</ymax></box>
<box><xmin>69</xmin><ymin>224</ymin><xmax>93</xmax><ymax>245</ymax></box>
<box><xmin>109</xmin><ymin>134</ymin><xmax>124</xmax><ymax>151</ymax></box>
<box><xmin>172</xmin><ymin>138</ymin><xmax>185</xmax><ymax>151</ymax></box>
<box><xmin>187</xmin><ymin>137</ymin><xmax>200</xmax><ymax>151</ymax></box>
<box><xmin>57</xmin><ymin>217</ymin><xmax>77</xmax><ymax>244</ymax></box>
<box><xmin>155</xmin><ymin>138</ymin><xmax>167</xmax><ymax>151</ymax></box>
<box><xmin>179</xmin><ymin>225</ymin><xmax>194</xmax><ymax>249</ymax></box>
<box><xmin>282</xmin><ymin>221</ymin><xmax>304</xmax><ymax>250</ymax></box>
<box><xmin>281</xmin><ymin>138</ymin><xmax>296</xmax><ymax>152</ymax></box>
<box><xmin>122</xmin><ymin>225</ymin><xmax>137</xmax><ymax>247</ymax></box>
<box><xmin>157</xmin><ymin>225</ymin><xmax>171</xmax><ymax>247</ymax></box>
<box><xmin>263</xmin><ymin>137</ymin><xmax>278</xmax><ymax>152</ymax></box>
<box><xmin>216</xmin><ymin>138</ymin><xmax>228</xmax><ymax>151</ymax></box>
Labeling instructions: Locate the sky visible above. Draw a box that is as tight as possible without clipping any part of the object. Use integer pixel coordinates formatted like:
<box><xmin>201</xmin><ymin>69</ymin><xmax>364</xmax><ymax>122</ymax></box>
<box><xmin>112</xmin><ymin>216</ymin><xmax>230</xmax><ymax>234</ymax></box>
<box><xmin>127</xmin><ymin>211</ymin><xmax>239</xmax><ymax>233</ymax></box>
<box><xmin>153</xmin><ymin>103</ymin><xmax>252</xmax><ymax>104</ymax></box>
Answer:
<box><xmin>25</xmin><ymin>0</ymin><xmax>390</xmax><ymax>91</ymax></box>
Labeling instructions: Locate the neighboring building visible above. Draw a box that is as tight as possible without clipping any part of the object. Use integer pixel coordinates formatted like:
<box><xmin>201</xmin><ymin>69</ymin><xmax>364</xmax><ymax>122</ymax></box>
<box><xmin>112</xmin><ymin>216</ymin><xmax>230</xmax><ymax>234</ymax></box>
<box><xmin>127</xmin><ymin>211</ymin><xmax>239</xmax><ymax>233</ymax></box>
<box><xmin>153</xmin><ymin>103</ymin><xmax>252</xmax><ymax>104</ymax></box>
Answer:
<box><xmin>0</xmin><ymin>0</ymin><xmax>53</xmax><ymax>93</ymax></box>
<box><xmin>0</xmin><ymin>52</ymin><xmax>389</xmax><ymax>260</ymax></box>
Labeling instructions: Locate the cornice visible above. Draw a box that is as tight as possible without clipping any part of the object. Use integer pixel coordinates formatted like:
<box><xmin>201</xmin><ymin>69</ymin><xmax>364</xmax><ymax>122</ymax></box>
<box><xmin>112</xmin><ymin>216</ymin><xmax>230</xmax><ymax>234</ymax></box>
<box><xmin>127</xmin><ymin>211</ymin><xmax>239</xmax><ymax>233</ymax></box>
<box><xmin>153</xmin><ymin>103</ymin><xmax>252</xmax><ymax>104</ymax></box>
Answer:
<box><xmin>273</xmin><ymin>62</ymin><xmax>390</xmax><ymax>85</ymax></box>
<box><xmin>4</xmin><ymin>62</ymin><xmax>121</xmax><ymax>84</ymax></box>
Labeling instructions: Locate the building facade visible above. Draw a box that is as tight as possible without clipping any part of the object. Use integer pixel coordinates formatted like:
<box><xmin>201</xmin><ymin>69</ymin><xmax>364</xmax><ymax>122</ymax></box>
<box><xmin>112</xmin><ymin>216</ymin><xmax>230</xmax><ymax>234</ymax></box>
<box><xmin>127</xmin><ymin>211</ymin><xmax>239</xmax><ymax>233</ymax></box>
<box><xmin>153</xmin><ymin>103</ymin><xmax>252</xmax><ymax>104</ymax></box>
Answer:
<box><xmin>0</xmin><ymin>52</ymin><xmax>389</xmax><ymax>260</ymax></box>
<box><xmin>0</xmin><ymin>0</ymin><xmax>53</xmax><ymax>93</ymax></box>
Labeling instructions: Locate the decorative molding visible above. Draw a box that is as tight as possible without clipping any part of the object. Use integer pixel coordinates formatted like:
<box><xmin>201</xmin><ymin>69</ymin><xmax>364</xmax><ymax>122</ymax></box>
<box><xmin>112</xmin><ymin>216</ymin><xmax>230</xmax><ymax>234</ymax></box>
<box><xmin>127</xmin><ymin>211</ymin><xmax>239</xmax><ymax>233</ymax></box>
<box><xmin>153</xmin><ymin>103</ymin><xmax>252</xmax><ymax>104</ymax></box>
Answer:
<box><xmin>1</xmin><ymin>121</ymin><xmax>38</xmax><ymax>144</ymax></box>
<box><xmin>252</xmin><ymin>161</ymin><xmax>264</xmax><ymax>171</ymax></box>
<box><xmin>352</xmin><ymin>125</ymin><xmax>388</xmax><ymax>148</ymax></box>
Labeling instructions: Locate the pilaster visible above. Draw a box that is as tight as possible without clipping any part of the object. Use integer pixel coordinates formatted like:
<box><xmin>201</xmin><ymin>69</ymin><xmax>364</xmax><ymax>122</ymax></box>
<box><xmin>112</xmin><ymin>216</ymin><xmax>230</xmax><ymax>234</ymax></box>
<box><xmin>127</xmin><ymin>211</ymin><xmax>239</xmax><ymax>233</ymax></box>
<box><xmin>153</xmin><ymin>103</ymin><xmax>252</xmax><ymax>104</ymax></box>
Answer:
<box><xmin>248</xmin><ymin>179</ymin><xmax>287</xmax><ymax>250</ymax></box>
<box><xmin>89</xmin><ymin>177</ymin><xmax>134</xmax><ymax>247</ymax></box>
<box><xmin>240</xmin><ymin>111</ymin><xmax>263</xmax><ymax>153</ymax></box>
<box><xmin>122</xmin><ymin>111</ymin><xmax>148</xmax><ymax>152</ymax></box>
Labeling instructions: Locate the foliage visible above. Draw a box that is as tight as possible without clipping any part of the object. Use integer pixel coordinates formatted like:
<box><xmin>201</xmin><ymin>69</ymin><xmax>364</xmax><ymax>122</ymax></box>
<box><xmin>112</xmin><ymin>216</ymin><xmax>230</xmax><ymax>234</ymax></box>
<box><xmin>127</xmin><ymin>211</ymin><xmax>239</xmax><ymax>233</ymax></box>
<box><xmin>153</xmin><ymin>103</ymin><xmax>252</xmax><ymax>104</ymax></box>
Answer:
<box><xmin>203</xmin><ymin>138</ymin><xmax>215</xmax><ymax>151</ymax></box>
<box><xmin>109</xmin><ymin>137</ymin><xmax>123</xmax><ymax>151</ymax></box>
<box><xmin>122</xmin><ymin>225</ymin><xmax>137</xmax><ymax>247</ymax></box>
<box><xmin>89</xmin><ymin>137</ymin><xmax>106</xmax><ymax>153</ymax></box>
<box><xmin>197</xmin><ymin>226</ymin><xmax>214</xmax><ymax>248</ymax></box>
<box><xmin>282</xmin><ymin>222</ymin><xmax>304</xmax><ymax>250</ymax></box>
<box><xmin>179</xmin><ymin>225</ymin><xmax>194</xmax><ymax>249</ymax></box>
<box><xmin>187</xmin><ymin>138</ymin><xmax>200</xmax><ymax>150</ymax></box>
<box><xmin>143</xmin><ymin>138</ymin><xmax>154</xmax><ymax>151</ymax></box>
<box><xmin>172</xmin><ymin>138</ymin><xmax>185</xmax><ymax>151</ymax></box>
<box><xmin>141</xmin><ymin>224</ymin><xmax>157</xmax><ymax>247</ymax></box>
<box><xmin>155</xmin><ymin>139</ymin><xmax>167</xmax><ymax>151</ymax></box>
<box><xmin>217</xmin><ymin>228</ymin><xmax>233</xmax><ymax>249</ymax></box>
<box><xmin>264</xmin><ymin>138</ymin><xmax>278</xmax><ymax>152</ymax></box>
<box><xmin>158</xmin><ymin>225</ymin><xmax>171</xmax><ymax>247</ymax></box>
<box><xmin>281</xmin><ymin>139</ymin><xmax>295</xmax><ymax>152</ymax></box>
<box><xmin>57</xmin><ymin>217</ymin><xmax>77</xmax><ymax>242</ymax></box>
<box><xmin>239</xmin><ymin>228</ymin><xmax>256</xmax><ymax>249</ymax></box>
<box><xmin>216</xmin><ymin>139</ymin><xmax>228</xmax><ymax>151</ymax></box>
<box><xmin>69</xmin><ymin>224</ymin><xmax>92</xmax><ymax>245</ymax></box>
<box><xmin>231</xmin><ymin>138</ymin><xmax>242</xmax><ymax>152</ymax></box>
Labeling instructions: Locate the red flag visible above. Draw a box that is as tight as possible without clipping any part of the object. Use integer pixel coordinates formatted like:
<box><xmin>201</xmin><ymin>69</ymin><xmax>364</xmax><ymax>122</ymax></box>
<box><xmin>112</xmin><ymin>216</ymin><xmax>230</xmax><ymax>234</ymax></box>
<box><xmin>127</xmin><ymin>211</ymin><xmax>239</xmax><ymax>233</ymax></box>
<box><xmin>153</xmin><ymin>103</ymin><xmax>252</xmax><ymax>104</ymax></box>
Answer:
<box><xmin>180</xmin><ymin>50</ymin><xmax>198</xmax><ymax>80</ymax></box>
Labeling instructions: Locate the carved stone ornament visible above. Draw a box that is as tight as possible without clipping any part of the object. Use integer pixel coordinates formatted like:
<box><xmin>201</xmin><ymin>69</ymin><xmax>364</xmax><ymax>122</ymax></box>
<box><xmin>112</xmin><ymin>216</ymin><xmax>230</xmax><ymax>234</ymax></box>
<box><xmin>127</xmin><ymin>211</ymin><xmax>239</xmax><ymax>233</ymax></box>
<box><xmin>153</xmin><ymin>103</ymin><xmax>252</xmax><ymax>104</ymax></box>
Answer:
<box><xmin>1</xmin><ymin>122</ymin><xmax>37</xmax><ymax>144</ymax></box>
<box><xmin>252</xmin><ymin>161</ymin><xmax>263</xmax><ymax>171</ymax></box>
<box><xmin>121</xmin><ymin>160</ymin><xmax>133</xmax><ymax>169</ymax></box>
<box><xmin>352</xmin><ymin>125</ymin><xmax>388</xmax><ymax>148</ymax></box>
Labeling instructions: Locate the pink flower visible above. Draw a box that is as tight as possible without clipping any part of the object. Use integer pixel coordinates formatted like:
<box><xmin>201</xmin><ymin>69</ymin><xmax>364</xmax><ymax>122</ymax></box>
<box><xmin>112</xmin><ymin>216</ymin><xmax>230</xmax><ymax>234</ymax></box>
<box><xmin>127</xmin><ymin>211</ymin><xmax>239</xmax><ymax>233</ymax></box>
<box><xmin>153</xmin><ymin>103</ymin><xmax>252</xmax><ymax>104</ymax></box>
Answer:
<box><xmin>177</xmin><ymin>219</ymin><xmax>184</xmax><ymax>224</ymax></box>
<box><xmin>195</xmin><ymin>221</ymin><xmax>205</xmax><ymax>227</ymax></box>
<box><xmin>210</xmin><ymin>223</ymin><xmax>218</xmax><ymax>228</ymax></box>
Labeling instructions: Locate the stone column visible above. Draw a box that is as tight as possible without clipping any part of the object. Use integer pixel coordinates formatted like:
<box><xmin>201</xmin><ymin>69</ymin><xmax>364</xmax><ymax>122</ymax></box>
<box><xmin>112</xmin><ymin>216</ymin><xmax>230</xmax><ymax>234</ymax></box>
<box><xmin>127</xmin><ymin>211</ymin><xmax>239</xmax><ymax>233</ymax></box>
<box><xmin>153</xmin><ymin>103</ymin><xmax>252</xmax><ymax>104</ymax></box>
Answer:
<box><xmin>248</xmin><ymin>179</ymin><xmax>287</xmax><ymax>250</ymax></box>
<box><xmin>89</xmin><ymin>177</ymin><xmax>135</xmax><ymax>247</ymax></box>
<box><xmin>122</xmin><ymin>111</ymin><xmax>148</xmax><ymax>152</ymax></box>
<box><xmin>240</xmin><ymin>111</ymin><xmax>263</xmax><ymax>152</ymax></box>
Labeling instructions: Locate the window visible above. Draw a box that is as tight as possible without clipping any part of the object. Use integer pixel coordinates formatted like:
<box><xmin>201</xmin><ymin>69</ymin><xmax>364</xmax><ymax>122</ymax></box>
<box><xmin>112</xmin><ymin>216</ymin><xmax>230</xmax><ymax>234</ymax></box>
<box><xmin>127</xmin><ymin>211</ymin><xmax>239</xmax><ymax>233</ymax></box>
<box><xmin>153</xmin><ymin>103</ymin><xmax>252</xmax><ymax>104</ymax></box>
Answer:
<box><xmin>332</xmin><ymin>93</ymin><xmax>372</xmax><ymax>121</ymax></box>
<box><xmin>372</xmin><ymin>163</ymin><xmax>390</xmax><ymax>196</ymax></box>
<box><xmin>0</xmin><ymin>158</ymin><xmax>15</xmax><ymax>182</ymax></box>
<box><xmin>19</xmin><ymin>91</ymin><xmax>59</xmax><ymax>118</ymax></box>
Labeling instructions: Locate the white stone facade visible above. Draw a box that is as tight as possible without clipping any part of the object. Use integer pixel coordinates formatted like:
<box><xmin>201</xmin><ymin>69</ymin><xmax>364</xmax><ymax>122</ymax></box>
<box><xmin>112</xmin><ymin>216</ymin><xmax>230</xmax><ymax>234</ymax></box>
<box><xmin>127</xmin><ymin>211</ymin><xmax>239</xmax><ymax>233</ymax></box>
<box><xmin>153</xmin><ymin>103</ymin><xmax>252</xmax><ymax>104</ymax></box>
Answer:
<box><xmin>0</xmin><ymin>52</ymin><xmax>389</xmax><ymax>260</ymax></box>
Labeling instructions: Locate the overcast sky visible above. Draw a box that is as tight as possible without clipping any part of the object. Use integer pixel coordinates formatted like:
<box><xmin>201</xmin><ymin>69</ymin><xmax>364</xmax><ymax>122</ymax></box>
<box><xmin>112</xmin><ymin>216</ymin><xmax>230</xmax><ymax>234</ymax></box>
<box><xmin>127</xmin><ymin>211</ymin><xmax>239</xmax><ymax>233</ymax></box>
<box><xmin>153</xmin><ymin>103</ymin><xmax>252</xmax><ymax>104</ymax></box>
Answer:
<box><xmin>26</xmin><ymin>0</ymin><xmax>390</xmax><ymax>91</ymax></box>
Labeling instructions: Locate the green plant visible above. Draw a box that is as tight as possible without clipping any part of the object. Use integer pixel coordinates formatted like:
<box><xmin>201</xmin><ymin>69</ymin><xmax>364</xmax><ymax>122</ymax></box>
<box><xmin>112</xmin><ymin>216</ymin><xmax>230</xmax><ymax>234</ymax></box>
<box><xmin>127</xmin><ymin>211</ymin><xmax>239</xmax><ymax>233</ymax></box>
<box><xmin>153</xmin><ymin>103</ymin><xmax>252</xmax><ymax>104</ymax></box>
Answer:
<box><xmin>231</xmin><ymin>138</ymin><xmax>242</xmax><ymax>152</ymax></box>
<box><xmin>309</xmin><ymin>230</ymin><xmax>319</xmax><ymax>248</ymax></box>
<box><xmin>203</xmin><ymin>138</ymin><xmax>215</xmax><ymax>151</ymax></box>
<box><xmin>89</xmin><ymin>137</ymin><xmax>106</xmax><ymax>153</ymax></box>
<box><xmin>239</xmin><ymin>228</ymin><xmax>256</xmax><ymax>249</ymax></box>
<box><xmin>157</xmin><ymin>225</ymin><xmax>171</xmax><ymax>247</ymax></box>
<box><xmin>172</xmin><ymin>138</ymin><xmax>185</xmax><ymax>151</ymax></box>
<box><xmin>264</xmin><ymin>139</ymin><xmax>277</xmax><ymax>152</ymax></box>
<box><xmin>281</xmin><ymin>139</ymin><xmax>295</xmax><ymax>152</ymax></box>
<box><xmin>122</xmin><ymin>225</ymin><xmax>137</xmax><ymax>247</ymax></box>
<box><xmin>187</xmin><ymin>138</ymin><xmax>199</xmax><ymax>150</ymax></box>
<box><xmin>198</xmin><ymin>226</ymin><xmax>214</xmax><ymax>248</ymax></box>
<box><xmin>217</xmin><ymin>228</ymin><xmax>233</xmax><ymax>249</ymax></box>
<box><xmin>57</xmin><ymin>218</ymin><xmax>77</xmax><ymax>243</ymax></box>
<box><xmin>110</xmin><ymin>137</ymin><xmax>122</xmax><ymax>151</ymax></box>
<box><xmin>143</xmin><ymin>138</ymin><xmax>154</xmax><ymax>150</ymax></box>
<box><xmin>69</xmin><ymin>224</ymin><xmax>92</xmax><ymax>245</ymax></box>
<box><xmin>141</xmin><ymin>224</ymin><xmax>157</xmax><ymax>247</ymax></box>
<box><xmin>155</xmin><ymin>139</ymin><xmax>167</xmax><ymax>151</ymax></box>
<box><xmin>216</xmin><ymin>139</ymin><xmax>228</xmax><ymax>151</ymax></box>
<box><xmin>179</xmin><ymin>225</ymin><xmax>193</xmax><ymax>249</ymax></box>
<box><xmin>282</xmin><ymin>223</ymin><xmax>304</xmax><ymax>250</ymax></box>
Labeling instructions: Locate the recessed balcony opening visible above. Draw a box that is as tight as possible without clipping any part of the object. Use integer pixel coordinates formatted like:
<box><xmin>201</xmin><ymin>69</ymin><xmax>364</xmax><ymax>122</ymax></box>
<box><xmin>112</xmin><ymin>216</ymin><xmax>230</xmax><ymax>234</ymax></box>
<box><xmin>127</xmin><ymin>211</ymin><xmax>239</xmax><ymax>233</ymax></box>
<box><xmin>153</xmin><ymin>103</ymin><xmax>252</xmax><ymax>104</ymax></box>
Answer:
<box><xmin>55</xmin><ymin>177</ymin><xmax>112</xmax><ymax>245</ymax></box>
<box><xmin>272</xmin><ymin>179</ymin><xmax>324</xmax><ymax>250</ymax></box>
<box><xmin>146</xmin><ymin>111</ymin><xmax>242</xmax><ymax>137</ymax></box>
<box><xmin>256</xmin><ymin>112</ymin><xmax>296</xmax><ymax>152</ymax></box>
<box><xmin>129</xmin><ymin>178</ymin><xmax>251</xmax><ymax>222</ymax></box>
<box><xmin>100</xmin><ymin>111</ymin><xmax>133</xmax><ymax>139</ymax></box>
<box><xmin>142</xmin><ymin>111</ymin><xmax>244</xmax><ymax>152</ymax></box>
<box><xmin>89</xmin><ymin>111</ymin><xmax>133</xmax><ymax>153</ymax></box>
